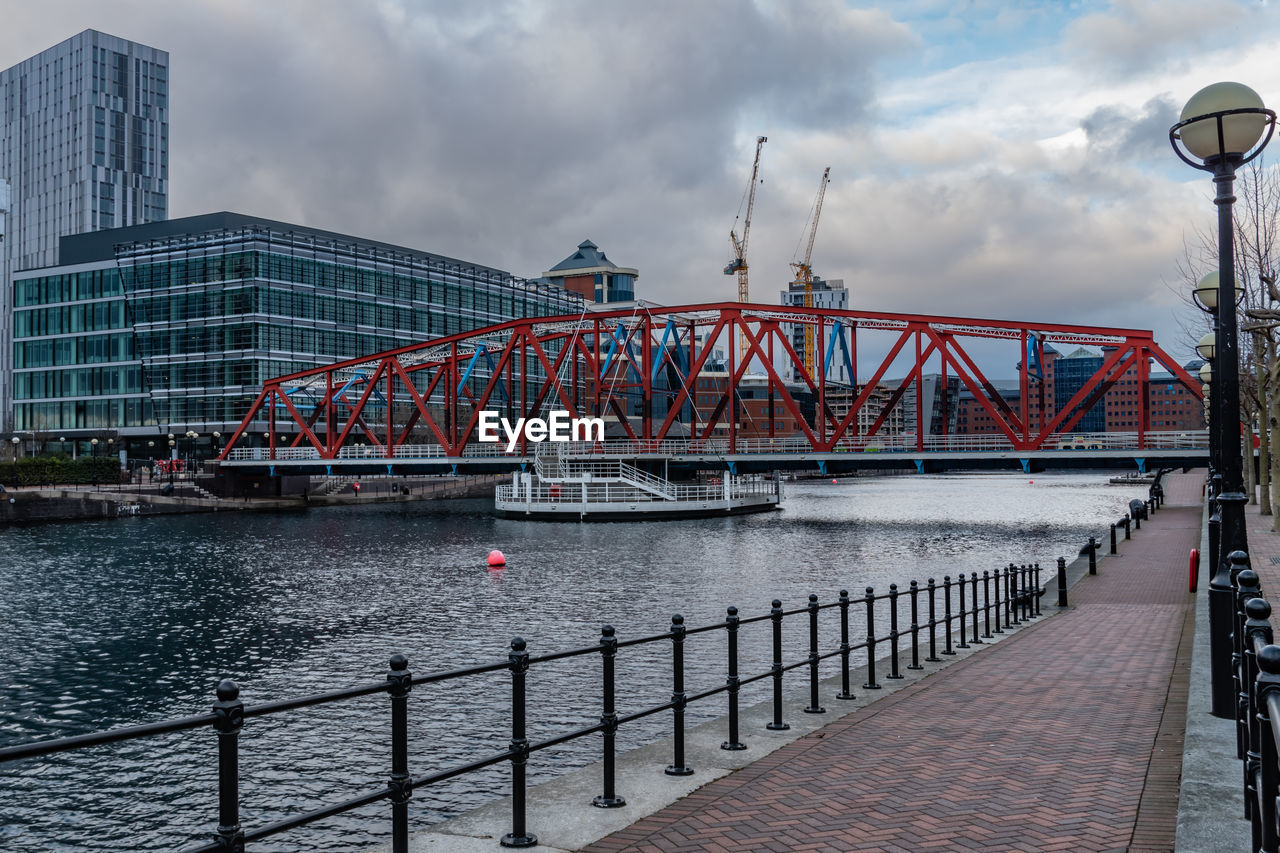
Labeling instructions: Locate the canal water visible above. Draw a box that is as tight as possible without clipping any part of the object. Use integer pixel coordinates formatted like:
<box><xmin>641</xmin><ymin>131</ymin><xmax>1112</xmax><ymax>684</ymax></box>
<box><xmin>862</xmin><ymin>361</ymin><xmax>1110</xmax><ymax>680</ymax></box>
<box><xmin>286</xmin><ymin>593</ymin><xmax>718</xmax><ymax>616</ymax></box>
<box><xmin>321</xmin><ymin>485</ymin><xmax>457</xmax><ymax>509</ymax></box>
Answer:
<box><xmin>0</xmin><ymin>471</ymin><xmax>1153</xmax><ymax>851</ymax></box>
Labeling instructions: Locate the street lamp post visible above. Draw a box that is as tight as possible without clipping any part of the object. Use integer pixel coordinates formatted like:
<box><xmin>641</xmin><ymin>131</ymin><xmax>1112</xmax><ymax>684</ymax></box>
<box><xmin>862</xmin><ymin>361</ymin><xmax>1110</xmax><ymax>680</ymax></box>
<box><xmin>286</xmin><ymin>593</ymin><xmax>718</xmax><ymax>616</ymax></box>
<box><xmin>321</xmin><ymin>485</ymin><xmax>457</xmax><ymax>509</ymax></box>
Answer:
<box><xmin>90</xmin><ymin>438</ymin><xmax>99</xmax><ymax>490</ymax></box>
<box><xmin>1171</xmin><ymin>81</ymin><xmax>1276</xmax><ymax>718</ymax></box>
<box><xmin>10</xmin><ymin>436</ymin><xmax>18</xmax><ymax>487</ymax></box>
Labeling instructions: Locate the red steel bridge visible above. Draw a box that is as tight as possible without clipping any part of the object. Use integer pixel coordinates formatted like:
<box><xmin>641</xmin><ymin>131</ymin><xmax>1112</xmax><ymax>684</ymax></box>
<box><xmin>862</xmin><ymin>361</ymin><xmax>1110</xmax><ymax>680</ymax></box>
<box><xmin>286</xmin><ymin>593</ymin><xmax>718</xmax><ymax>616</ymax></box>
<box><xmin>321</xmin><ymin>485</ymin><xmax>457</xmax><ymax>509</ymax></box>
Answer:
<box><xmin>217</xmin><ymin>302</ymin><xmax>1207</xmax><ymax>476</ymax></box>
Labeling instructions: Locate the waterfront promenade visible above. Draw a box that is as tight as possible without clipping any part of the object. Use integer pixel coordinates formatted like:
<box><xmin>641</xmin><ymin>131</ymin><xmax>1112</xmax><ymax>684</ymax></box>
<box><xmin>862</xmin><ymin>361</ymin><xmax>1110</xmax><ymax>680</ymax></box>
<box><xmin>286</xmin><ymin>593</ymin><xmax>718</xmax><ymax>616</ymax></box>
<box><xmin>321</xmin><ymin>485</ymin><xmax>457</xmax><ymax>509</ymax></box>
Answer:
<box><xmin>581</xmin><ymin>473</ymin><xmax>1203</xmax><ymax>852</ymax></box>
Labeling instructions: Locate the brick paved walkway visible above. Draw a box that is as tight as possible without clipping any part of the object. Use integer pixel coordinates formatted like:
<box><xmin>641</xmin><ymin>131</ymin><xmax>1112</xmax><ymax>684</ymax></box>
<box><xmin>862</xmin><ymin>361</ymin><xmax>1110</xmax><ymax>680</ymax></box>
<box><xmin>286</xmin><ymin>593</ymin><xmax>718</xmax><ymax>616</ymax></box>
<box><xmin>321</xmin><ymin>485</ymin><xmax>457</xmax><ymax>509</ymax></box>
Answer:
<box><xmin>584</xmin><ymin>475</ymin><xmax>1201</xmax><ymax>853</ymax></box>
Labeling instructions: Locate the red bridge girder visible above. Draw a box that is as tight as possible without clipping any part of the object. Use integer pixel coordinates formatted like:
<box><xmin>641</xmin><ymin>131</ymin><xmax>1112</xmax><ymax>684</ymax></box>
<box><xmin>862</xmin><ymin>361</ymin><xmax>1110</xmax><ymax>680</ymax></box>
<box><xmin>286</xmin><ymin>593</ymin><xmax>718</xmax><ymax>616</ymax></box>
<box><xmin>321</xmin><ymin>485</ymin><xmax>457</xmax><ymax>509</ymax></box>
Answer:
<box><xmin>219</xmin><ymin>302</ymin><xmax>1202</xmax><ymax>461</ymax></box>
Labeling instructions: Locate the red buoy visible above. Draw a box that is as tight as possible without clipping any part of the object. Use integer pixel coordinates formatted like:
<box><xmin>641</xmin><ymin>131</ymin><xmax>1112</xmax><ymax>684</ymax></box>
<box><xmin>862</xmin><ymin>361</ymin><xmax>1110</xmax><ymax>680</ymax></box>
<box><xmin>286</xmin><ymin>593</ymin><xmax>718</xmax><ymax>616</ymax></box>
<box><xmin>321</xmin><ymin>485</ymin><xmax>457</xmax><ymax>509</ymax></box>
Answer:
<box><xmin>487</xmin><ymin>550</ymin><xmax>506</xmax><ymax>568</ymax></box>
<box><xmin>831</xmin><ymin>479</ymin><xmax>838</xmax><ymax>484</ymax></box>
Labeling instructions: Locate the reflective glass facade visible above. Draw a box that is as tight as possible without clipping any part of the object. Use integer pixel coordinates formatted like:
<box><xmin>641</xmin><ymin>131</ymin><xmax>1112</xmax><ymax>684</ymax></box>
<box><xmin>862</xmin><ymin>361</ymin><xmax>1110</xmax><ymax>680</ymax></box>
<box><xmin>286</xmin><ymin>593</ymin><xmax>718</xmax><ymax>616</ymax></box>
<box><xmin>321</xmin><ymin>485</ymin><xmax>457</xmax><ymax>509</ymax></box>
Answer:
<box><xmin>1</xmin><ymin>30</ymin><xmax>168</xmax><ymax>429</ymax></box>
<box><xmin>12</xmin><ymin>216</ymin><xmax>583</xmax><ymax>434</ymax></box>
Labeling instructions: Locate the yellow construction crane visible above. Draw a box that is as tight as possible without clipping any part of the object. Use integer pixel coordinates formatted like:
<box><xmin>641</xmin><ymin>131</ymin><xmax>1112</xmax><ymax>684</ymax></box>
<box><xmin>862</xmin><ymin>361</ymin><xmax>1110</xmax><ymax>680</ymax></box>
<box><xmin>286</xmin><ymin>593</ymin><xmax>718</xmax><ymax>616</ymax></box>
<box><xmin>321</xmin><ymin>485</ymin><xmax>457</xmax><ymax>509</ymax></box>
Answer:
<box><xmin>791</xmin><ymin>167</ymin><xmax>830</xmax><ymax>375</ymax></box>
<box><xmin>725</xmin><ymin>136</ymin><xmax>767</xmax><ymax>304</ymax></box>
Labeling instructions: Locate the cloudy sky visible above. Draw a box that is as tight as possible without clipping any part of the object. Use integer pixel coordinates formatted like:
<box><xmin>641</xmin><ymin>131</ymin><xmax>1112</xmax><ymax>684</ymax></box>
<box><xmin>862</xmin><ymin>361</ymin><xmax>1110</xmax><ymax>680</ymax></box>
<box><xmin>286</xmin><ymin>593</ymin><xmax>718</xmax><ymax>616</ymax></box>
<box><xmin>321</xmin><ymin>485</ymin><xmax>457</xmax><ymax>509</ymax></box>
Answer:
<box><xmin>4</xmin><ymin>0</ymin><xmax>1279</xmax><ymax>373</ymax></box>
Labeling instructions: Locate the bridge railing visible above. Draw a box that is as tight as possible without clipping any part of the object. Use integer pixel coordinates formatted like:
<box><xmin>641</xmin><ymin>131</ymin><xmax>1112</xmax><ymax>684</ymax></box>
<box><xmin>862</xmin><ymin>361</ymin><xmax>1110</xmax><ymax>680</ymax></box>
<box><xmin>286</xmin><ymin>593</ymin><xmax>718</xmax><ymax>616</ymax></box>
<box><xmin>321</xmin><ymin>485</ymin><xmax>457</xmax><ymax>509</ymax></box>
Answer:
<box><xmin>1</xmin><ymin>566</ymin><xmax>1052</xmax><ymax>852</ymax></box>
<box><xmin>220</xmin><ymin>431</ymin><xmax>1210</xmax><ymax>463</ymax></box>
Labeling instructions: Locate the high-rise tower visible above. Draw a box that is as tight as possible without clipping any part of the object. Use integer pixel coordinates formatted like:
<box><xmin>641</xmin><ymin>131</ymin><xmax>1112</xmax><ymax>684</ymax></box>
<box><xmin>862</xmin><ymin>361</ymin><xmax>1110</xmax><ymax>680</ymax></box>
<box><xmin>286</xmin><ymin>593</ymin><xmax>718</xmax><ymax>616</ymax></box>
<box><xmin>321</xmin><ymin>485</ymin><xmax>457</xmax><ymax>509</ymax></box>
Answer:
<box><xmin>0</xmin><ymin>30</ymin><xmax>168</xmax><ymax>430</ymax></box>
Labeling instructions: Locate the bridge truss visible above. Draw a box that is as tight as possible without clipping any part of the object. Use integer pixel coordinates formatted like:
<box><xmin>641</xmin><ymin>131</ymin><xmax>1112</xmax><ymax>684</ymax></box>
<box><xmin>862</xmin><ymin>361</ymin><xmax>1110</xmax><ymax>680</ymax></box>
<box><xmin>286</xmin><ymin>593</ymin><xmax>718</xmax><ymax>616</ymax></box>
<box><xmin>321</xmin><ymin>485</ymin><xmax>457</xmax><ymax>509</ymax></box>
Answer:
<box><xmin>219</xmin><ymin>302</ymin><xmax>1202</xmax><ymax>461</ymax></box>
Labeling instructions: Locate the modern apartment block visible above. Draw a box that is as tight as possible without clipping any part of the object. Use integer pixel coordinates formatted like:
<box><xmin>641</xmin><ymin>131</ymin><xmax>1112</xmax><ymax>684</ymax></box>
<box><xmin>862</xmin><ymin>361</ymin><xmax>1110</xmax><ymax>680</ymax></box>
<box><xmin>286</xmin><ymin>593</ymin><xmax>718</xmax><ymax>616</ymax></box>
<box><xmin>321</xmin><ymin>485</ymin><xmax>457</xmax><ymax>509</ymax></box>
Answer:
<box><xmin>11</xmin><ymin>212</ymin><xmax>584</xmax><ymax>455</ymax></box>
<box><xmin>0</xmin><ymin>30</ymin><xmax>168</xmax><ymax>430</ymax></box>
<box><xmin>780</xmin><ymin>276</ymin><xmax>850</xmax><ymax>384</ymax></box>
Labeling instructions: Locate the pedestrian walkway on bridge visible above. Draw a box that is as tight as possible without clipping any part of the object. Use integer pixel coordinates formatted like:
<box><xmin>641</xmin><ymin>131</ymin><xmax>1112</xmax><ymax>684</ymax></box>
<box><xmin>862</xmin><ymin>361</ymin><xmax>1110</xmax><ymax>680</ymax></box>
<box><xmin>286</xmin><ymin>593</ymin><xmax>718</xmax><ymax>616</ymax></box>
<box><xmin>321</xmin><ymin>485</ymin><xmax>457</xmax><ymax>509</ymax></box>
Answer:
<box><xmin>584</xmin><ymin>473</ymin><xmax>1202</xmax><ymax>853</ymax></box>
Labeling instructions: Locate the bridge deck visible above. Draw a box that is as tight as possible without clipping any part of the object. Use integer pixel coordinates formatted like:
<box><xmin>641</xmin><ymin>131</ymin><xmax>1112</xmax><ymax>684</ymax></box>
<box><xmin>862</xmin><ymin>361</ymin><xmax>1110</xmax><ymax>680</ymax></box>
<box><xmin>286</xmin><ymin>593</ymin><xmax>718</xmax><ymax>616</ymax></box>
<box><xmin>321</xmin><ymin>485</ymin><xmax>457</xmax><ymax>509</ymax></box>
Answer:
<box><xmin>583</xmin><ymin>473</ymin><xmax>1201</xmax><ymax>852</ymax></box>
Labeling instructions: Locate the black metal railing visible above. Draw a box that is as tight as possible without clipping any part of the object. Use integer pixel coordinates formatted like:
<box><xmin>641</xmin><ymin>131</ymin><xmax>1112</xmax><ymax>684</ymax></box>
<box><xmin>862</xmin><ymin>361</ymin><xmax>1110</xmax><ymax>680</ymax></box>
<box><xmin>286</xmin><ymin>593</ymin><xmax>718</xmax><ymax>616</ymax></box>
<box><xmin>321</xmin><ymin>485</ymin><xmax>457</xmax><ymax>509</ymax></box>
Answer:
<box><xmin>2</xmin><ymin>560</ymin><xmax>1075</xmax><ymax>851</ymax></box>
<box><xmin>1215</xmin><ymin>546</ymin><xmax>1280</xmax><ymax>851</ymax></box>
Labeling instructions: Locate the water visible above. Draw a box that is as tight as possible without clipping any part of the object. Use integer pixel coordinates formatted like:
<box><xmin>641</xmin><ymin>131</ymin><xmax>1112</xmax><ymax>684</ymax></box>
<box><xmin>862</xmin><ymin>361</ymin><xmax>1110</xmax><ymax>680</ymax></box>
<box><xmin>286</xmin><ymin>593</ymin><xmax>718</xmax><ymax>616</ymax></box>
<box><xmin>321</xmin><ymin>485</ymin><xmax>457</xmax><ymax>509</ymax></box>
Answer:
<box><xmin>0</xmin><ymin>472</ymin><xmax>1150</xmax><ymax>851</ymax></box>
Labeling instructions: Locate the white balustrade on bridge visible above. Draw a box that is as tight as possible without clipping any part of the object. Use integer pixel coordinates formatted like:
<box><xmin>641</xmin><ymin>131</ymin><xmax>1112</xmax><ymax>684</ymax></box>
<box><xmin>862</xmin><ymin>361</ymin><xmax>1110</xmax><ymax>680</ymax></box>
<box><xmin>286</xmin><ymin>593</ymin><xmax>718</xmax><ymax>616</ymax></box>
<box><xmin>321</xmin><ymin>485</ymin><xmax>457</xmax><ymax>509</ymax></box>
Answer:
<box><xmin>222</xmin><ymin>430</ymin><xmax>1209</xmax><ymax>462</ymax></box>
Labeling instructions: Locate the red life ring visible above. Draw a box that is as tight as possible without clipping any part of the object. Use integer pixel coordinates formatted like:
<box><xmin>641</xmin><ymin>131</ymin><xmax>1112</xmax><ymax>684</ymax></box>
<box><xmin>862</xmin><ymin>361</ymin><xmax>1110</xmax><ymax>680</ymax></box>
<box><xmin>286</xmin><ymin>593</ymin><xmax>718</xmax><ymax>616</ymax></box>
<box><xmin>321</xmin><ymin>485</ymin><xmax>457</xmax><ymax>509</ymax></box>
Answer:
<box><xmin>1189</xmin><ymin>548</ymin><xmax>1200</xmax><ymax>593</ymax></box>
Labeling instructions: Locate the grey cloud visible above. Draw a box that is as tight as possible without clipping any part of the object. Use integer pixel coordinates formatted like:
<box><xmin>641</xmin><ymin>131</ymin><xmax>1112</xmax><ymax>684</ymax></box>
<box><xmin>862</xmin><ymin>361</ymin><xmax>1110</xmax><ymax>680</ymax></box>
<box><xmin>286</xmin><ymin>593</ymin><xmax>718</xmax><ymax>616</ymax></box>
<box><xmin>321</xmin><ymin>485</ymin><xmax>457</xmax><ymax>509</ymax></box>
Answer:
<box><xmin>1081</xmin><ymin>95</ymin><xmax>1180</xmax><ymax>163</ymax></box>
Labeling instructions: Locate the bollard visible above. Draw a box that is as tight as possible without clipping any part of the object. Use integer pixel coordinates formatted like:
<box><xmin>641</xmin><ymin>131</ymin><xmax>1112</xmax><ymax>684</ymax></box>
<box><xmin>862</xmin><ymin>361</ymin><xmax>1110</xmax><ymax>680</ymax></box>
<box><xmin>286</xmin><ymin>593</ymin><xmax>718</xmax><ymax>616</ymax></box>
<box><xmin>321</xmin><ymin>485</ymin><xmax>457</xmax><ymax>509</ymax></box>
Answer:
<box><xmin>595</xmin><ymin>626</ymin><xmax>627</xmax><ymax>803</ymax></box>
<box><xmin>1110</xmin><ymin>523</ymin><xmax>1118</xmax><ymax>554</ymax></box>
<box><xmin>1088</xmin><ymin>537</ymin><xmax>1097</xmax><ymax>575</ymax></box>
<box><xmin>1123</xmin><ymin>513</ymin><xmax>1131</xmax><ymax>539</ymax></box>
<box><xmin>926</xmin><ymin>578</ymin><xmax>941</xmax><ymax>662</ymax></box>
<box><xmin>805</xmin><ymin>594</ymin><xmax>827</xmax><ymax>711</ymax></box>
<box><xmin>982</xmin><ymin>570</ymin><xmax>993</xmax><ymax>638</ymax></box>
<box><xmin>387</xmin><ymin>655</ymin><xmax>413</xmax><ymax>851</ymax></box>
<box><xmin>956</xmin><ymin>575</ymin><xmax>970</xmax><ymax>649</ymax></box>
<box><xmin>721</xmin><ymin>608</ymin><xmax>747</xmax><ymax>750</ymax></box>
<box><xmin>213</xmin><ymin>680</ymin><xmax>245</xmax><ymax>853</ymax></box>
<box><xmin>864</xmin><ymin>587</ymin><xmax>881</xmax><ymax>688</ymax></box>
<box><xmin>942</xmin><ymin>577</ymin><xmax>955</xmax><ymax>655</ymax></box>
<box><xmin>767</xmin><ymin>600</ymin><xmax>789</xmax><ymax>730</ymax></box>
<box><xmin>908</xmin><ymin>581</ymin><xmax>923</xmax><ymax>670</ymax></box>
<box><xmin>1134</xmin><ymin>508</ymin><xmax>1142</xmax><ymax>531</ymax></box>
<box><xmin>888</xmin><ymin>585</ymin><xmax>904</xmax><ymax>678</ymax></box>
<box><xmin>1057</xmin><ymin>557</ymin><xmax>1068</xmax><ymax>607</ymax></box>
<box><xmin>501</xmin><ymin>638</ymin><xmax>536</xmax><ymax>848</ymax></box>
<box><xmin>665</xmin><ymin>615</ymin><xmax>693</xmax><ymax>776</ymax></box>
<box><xmin>836</xmin><ymin>590</ymin><xmax>855</xmax><ymax>700</ymax></box>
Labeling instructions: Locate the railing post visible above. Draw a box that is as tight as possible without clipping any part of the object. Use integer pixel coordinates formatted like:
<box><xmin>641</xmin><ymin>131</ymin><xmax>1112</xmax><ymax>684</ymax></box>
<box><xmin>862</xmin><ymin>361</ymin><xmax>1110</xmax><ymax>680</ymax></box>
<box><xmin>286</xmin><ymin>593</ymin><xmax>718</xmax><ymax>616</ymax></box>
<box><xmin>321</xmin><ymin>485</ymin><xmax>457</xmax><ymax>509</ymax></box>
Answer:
<box><xmin>1006</xmin><ymin>565</ymin><xmax>1018</xmax><ymax>627</ymax></box>
<box><xmin>908</xmin><ymin>581</ymin><xmax>923</xmax><ymax>670</ymax></box>
<box><xmin>1088</xmin><ymin>537</ymin><xmax>1098</xmax><ymax>575</ymax></box>
<box><xmin>1214</xmin><ymin>550</ymin><xmax>1251</xmax><ymax>718</ymax></box>
<box><xmin>956</xmin><ymin>575</ymin><xmax>970</xmax><ymax>649</ymax></box>
<box><xmin>1110</xmin><ymin>522</ymin><xmax>1118</xmax><ymax>554</ymax></box>
<box><xmin>594</xmin><ymin>625</ymin><xmax>626</xmax><ymax>805</ymax></box>
<box><xmin>1024</xmin><ymin>563</ymin><xmax>1034</xmax><ymax>617</ymax></box>
<box><xmin>888</xmin><ymin>585</ymin><xmax>904</xmax><ymax>678</ymax></box>
<box><xmin>982</xmin><ymin>570</ymin><xmax>994</xmax><ymax>638</ymax></box>
<box><xmin>1237</xmin><ymin>569</ymin><xmax>1263</xmax><ymax>769</ymax></box>
<box><xmin>991</xmin><ymin>569</ymin><xmax>1004</xmax><ymax>635</ymax></box>
<box><xmin>926</xmin><ymin>578</ymin><xmax>941</xmax><ymax>662</ymax></box>
<box><xmin>665</xmin><ymin>614</ymin><xmax>693</xmax><ymax>776</ymax></box>
<box><xmin>837</xmin><ymin>590</ymin><xmax>855</xmax><ymax>699</ymax></box>
<box><xmin>1253</xmin><ymin>645</ymin><xmax>1280</xmax><ymax>853</ymax></box>
<box><xmin>1244</xmin><ymin>599</ymin><xmax>1274</xmax><ymax>844</ymax></box>
<box><xmin>767</xmin><ymin>599</ymin><xmax>790</xmax><ymax>731</ymax></box>
<box><xmin>722</xmin><ymin>607</ymin><xmax>747</xmax><ymax>750</ymax></box>
<box><xmin>212</xmin><ymin>680</ymin><xmax>245</xmax><ymax>853</ymax></box>
<box><xmin>1034</xmin><ymin>563</ymin><xmax>1042</xmax><ymax>616</ymax></box>
<box><xmin>1057</xmin><ymin>557</ymin><xmax>1068</xmax><ymax>607</ymax></box>
<box><xmin>970</xmin><ymin>573</ymin><xmax>982</xmax><ymax>644</ymax></box>
<box><xmin>387</xmin><ymin>655</ymin><xmax>413</xmax><ymax>852</ymax></box>
<box><xmin>941</xmin><ymin>577</ymin><xmax>955</xmax><ymax>655</ymax></box>
<box><xmin>864</xmin><ymin>587</ymin><xmax>882</xmax><ymax>688</ymax></box>
<box><xmin>805</xmin><ymin>594</ymin><xmax>827</xmax><ymax>711</ymax></box>
<box><xmin>501</xmin><ymin>637</ymin><xmax>536</xmax><ymax>848</ymax></box>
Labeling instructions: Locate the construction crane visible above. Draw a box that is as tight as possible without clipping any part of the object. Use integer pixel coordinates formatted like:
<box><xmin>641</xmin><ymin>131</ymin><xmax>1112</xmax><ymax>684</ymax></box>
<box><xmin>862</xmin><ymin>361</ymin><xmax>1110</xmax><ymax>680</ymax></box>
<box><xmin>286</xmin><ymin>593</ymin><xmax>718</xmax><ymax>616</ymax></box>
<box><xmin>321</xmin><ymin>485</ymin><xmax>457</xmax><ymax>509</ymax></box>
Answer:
<box><xmin>725</xmin><ymin>136</ymin><xmax>767</xmax><ymax>304</ymax></box>
<box><xmin>791</xmin><ymin>167</ymin><xmax>830</xmax><ymax>375</ymax></box>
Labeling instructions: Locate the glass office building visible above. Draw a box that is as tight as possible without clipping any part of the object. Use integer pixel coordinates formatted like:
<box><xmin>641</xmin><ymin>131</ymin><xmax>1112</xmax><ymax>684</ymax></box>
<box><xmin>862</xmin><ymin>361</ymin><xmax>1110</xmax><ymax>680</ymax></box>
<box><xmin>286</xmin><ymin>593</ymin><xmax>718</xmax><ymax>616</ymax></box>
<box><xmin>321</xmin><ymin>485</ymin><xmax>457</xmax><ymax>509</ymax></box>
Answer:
<box><xmin>1</xmin><ymin>30</ymin><xmax>168</xmax><ymax>430</ymax></box>
<box><xmin>12</xmin><ymin>212</ymin><xmax>583</xmax><ymax>449</ymax></box>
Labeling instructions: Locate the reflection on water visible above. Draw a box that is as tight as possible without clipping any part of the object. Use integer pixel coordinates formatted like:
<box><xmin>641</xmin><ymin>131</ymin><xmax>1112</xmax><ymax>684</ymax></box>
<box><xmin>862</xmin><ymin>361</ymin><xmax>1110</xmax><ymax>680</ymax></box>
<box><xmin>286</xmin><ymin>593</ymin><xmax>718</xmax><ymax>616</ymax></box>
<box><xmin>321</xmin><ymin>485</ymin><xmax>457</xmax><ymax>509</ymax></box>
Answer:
<box><xmin>0</xmin><ymin>472</ymin><xmax>1149</xmax><ymax>850</ymax></box>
